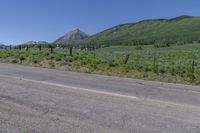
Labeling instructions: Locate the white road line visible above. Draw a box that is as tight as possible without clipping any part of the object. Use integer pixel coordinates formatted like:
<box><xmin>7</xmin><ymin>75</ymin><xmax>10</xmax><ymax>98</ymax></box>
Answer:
<box><xmin>0</xmin><ymin>74</ymin><xmax>137</xmax><ymax>100</ymax></box>
<box><xmin>0</xmin><ymin>74</ymin><xmax>200</xmax><ymax>109</ymax></box>
<box><xmin>25</xmin><ymin>79</ymin><xmax>139</xmax><ymax>100</ymax></box>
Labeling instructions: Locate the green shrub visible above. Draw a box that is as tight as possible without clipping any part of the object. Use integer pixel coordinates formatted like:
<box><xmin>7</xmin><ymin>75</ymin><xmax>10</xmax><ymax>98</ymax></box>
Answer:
<box><xmin>137</xmin><ymin>64</ymin><xmax>144</xmax><ymax>70</ymax></box>
<box><xmin>145</xmin><ymin>66</ymin><xmax>152</xmax><ymax>72</ymax></box>
<box><xmin>19</xmin><ymin>55</ymin><xmax>26</xmax><ymax>62</ymax></box>
<box><xmin>135</xmin><ymin>45</ymin><xmax>143</xmax><ymax>50</ymax></box>
<box><xmin>49</xmin><ymin>61</ymin><xmax>55</xmax><ymax>68</ymax></box>
<box><xmin>170</xmin><ymin>68</ymin><xmax>176</xmax><ymax>76</ymax></box>
<box><xmin>48</xmin><ymin>55</ymin><xmax>55</xmax><ymax>60</ymax></box>
<box><xmin>108</xmin><ymin>62</ymin><xmax>118</xmax><ymax>67</ymax></box>
<box><xmin>11</xmin><ymin>59</ymin><xmax>18</xmax><ymax>63</ymax></box>
<box><xmin>176</xmin><ymin>41</ymin><xmax>185</xmax><ymax>45</ymax></box>
<box><xmin>154</xmin><ymin>39</ymin><xmax>171</xmax><ymax>48</ymax></box>
<box><xmin>55</xmin><ymin>56</ymin><xmax>62</xmax><ymax>61</ymax></box>
<box><xmin>80</xmin><ymin>60</ymin><xmax>87</xmax><ymax>65</ymax></box>
<box><xmin>64</xmin><ymin>56</ymin><xmax>74</xmax><ymax>62</ymax></box>
<box><xmin>90</xmin><ymin>63</ymin><xmax>97</xmax><ymax>69</ymax></box>
<box><xmin>33</xmin><ymin>59</ymin><xmax>38</xmax><ymax>64</ymax></box>
<box><xmin>154</xmin><ymin>43</ymin><xmax>171</xmax><ymax>48</ymax></box>
<box><xmin>159</xmin><ymin>68</ymin><xmax>166</xmax><ymax>74</ymax></box>
<box><xmin>74</xmin><ymin>56</ymin><xmax>79</xmax><ymax>60</ymax></box>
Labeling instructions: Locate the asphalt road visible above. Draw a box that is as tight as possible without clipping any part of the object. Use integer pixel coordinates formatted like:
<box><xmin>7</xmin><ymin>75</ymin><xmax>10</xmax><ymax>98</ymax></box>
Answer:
<box><xmin>0</xmin><ymin>63</ymin><xmax>200</xmax><ymax>133</ymax></box>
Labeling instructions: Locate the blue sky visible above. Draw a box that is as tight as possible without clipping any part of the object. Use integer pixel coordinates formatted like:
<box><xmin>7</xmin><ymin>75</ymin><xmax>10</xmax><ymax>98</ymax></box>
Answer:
<box><xmin>0</xmin><ymin>0</ymin><xmax>199</xmax><ymax>44</ymax></box>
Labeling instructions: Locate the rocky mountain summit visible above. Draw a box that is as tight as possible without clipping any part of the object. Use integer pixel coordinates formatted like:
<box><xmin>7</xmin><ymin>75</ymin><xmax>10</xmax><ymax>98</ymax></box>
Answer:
<box><xmin>53</xmin><ymin>28</ymin><xmax>89</xmax><ymax>45</ymax></box>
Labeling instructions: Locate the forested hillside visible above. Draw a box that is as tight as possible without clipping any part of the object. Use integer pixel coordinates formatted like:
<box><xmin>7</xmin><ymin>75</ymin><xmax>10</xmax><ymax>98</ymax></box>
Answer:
<box><xmin>79</xmin><ymin>16</ymin><xmax>200</xmax><ymax>47</ymax></box>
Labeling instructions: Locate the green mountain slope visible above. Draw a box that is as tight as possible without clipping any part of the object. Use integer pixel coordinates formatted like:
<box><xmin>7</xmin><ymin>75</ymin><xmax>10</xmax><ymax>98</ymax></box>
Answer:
<box><xmin>79</xmin><ymin>16</ymin><xmax>200</xmax><ymax>46</ymax></box>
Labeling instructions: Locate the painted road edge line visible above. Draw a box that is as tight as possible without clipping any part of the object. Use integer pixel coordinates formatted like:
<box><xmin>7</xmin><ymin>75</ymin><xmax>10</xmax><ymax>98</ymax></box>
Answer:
<box><xmin>0</xmin><ymin>74</ymin><xmax>200</xmax><ymax>109</ymax></box>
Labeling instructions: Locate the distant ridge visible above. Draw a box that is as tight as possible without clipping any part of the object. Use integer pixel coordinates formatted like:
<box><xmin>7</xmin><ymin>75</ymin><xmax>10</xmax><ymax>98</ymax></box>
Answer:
<box><xmin>168</xmin><ymin>15</ymin><xmax>193</xmax><ymax>21</ymax></box>
<box><xmin>21</xmin><ymin>41</ymin><xmax>49</xmax><ymax>45</ymax></box>
<box><xmin>95</xmin><ymin>15</ymin><xmax>194</xmax><ymax>34</ymax></box>
<box><xmin>136</xmin><ymin>15</ymin><xmax>193</xmax><ymax>23</ymax></box>
<box><xmin>0</xmin><ymin>43</ymin><xmax>8</xmax><ymax>49</ymax></box>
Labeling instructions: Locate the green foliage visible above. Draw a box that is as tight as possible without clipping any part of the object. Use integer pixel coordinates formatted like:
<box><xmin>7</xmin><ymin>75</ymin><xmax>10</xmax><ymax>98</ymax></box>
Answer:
<box><xmin>135</xmin><ymin>45</ymin><xmax>144</xmax><ymax>50</ymax></box>
<box><xmin>154</xmin><ymin>40</ymin><xmax>171</xmax><ymax>48</ymax></box>
<box><xmin>0</xmin><ymin>43</ymin><xmax>200</xmax><ymax>85</ymax></box>
<box><xmin>176</xmin><ymin>41</ymin><xmax>185</xmax><ymax>45</ymax></box>
<box><xmin>19</xmin><ymin>55</ymin><xmax>26</xmax><ymax>63</ymax></box>
<box><xmin>0</xmin><ymin>50</ymin><xmax>14</xmax><ymax>58</ymax></box>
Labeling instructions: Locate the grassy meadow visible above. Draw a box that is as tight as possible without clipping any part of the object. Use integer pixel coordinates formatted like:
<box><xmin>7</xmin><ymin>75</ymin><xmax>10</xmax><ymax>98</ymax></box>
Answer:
<box><xmin>0</xmin><ymin>43</ymin><xmax>200</xmax><ymax>85</ymax></box>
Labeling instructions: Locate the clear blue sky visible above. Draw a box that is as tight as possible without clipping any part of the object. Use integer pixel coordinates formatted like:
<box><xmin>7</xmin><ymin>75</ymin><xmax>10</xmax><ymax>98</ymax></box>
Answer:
<box><xmin>0</xmin><ymin>0</ymin><xmax>199</xmax><ymax>44</ymax></box>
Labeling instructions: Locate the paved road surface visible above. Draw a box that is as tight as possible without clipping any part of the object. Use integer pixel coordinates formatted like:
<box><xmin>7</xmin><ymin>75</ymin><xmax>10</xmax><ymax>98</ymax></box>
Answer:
<box><xmin>0</xmin><ymin>63</ymin><xmax>200</xmax><ymax>133</ymax></box>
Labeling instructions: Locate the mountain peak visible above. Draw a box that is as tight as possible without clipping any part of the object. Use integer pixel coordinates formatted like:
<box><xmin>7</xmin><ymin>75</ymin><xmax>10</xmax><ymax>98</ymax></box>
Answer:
<box><xmin>74</xmin><ymin>28</ymin><xmax>80</xmax><ymax>32</ymax></box>
<box><xmin>65</xmin><ymin>28</ymin><xmax>82</xmax><ymax>35</ymax></box>
<box><xmin>54</xmin><ymin>29</ymin><xmax>89</xmax><ymax>45</ymax></box>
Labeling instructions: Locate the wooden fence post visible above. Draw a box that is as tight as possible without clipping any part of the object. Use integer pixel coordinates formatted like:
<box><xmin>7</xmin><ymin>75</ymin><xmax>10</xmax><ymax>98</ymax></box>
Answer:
<box><xmin>191</xmin><ymin>56</ymin><xmax>196</xmax><ymax>82</ymax></box>
<box><xmin>50</xmin><ymin>45</ymin><xmax>53</xmax><ymax>53</ymax></box>
<box><xmin>192</xmin><ymin>58</ymin><xmax>195</xmax><ymax>73</ymax></box>
<box><xmin>70</xmin><ymin>47</ymin><xmax>73</xmax><ymax>56</ymax></box>
<box><xmin>124</xmin><ymin>54</ymin><xmax>130</xmax><ymax>64</ymax></box>
<box><xmin>153</xmin><ymin>53</ymin><xmax>158</xmax><ymax>73</ymax></box>
<box><xmin>39</xmin><ymin>45</ymin><xmax>42</xmax><ymax>51</ymax></box>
